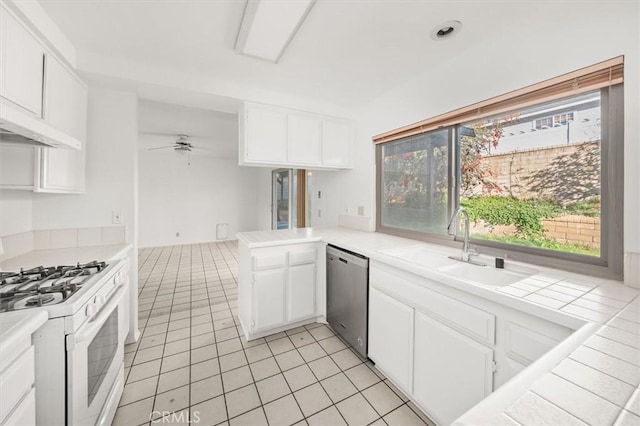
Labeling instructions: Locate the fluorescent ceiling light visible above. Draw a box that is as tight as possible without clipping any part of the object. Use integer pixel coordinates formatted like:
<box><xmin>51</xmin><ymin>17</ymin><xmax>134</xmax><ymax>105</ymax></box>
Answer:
<box><xmin>235</xmin><ymin>0</ymin><xmax>316</xmax><ymax>63</ymax></box>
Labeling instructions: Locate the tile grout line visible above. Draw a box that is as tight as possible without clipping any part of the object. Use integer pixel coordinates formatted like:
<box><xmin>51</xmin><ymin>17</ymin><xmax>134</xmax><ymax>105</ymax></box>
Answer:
<box><xmin>123</xmin><ymin>245</ymin><xmax>173</xmax><ymax>410</ymax></box>
<box><xmin>120</xmin><ymin>241</ymin><xmax>432</xmax><ymax>426</ymax></box>
<box><xmin>202</xmin><ymin>241</ymin><xmax>231</xmax><ymax>425</ymax></box>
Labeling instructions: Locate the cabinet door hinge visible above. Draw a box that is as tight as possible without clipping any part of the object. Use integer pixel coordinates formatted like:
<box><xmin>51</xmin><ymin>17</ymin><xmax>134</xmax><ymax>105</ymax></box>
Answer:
<box><xmin>491</xmin><ymin>360</ymin><xmax>498</xmax><ymax>373</ymax></box>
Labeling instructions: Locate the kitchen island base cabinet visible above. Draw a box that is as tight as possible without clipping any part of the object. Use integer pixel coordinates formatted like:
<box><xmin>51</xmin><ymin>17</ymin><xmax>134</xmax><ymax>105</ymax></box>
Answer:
<box><xmin>368</xmin><ymin>287</ymin><xmax>414</xmax><ymax>392</ymax></box>
<box><xmin>287</xmin><ymin>263</ymin><xmax>317</xmax><ymax>322</ymax></box>
<box><xmin>253</xmin><ymin>270</ymin><xmax>286</xmax><ymax>332</ymax></box>
<box><xmin>238</xmin><ymin>239</ymin><xmax>323</xmax><ymax>341</ymax></box>
<box><xmin>413</xmin><ymin>311</ymin><xmax>494</xmax><ymax>426</ymax></box>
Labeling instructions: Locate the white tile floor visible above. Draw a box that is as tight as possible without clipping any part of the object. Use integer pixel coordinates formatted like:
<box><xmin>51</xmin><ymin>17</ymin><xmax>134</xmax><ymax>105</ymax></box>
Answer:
<box><xmin>114</xmin><ymin>242</ymin><xmax>434</xmax><ymax>426</ymax></box>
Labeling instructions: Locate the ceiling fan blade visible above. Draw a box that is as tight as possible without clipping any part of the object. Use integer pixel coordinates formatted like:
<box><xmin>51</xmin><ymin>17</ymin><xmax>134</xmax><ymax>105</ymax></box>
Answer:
<box><xmin>148</xmin><ymin>146</ymin><xmax>175</xmax><ymax>151</ymax></box>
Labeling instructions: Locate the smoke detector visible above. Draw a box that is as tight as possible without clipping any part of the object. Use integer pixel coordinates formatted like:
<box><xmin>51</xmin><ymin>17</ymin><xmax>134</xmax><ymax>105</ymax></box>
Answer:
<box><xmin>431</xmin><ymin>20</ymin><xmax>463</xmax><ymax>41</ymax></box>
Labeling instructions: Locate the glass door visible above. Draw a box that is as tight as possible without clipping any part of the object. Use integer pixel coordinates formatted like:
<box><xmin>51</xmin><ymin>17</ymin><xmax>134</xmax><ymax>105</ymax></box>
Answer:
<box><xmin>272</xmin><ymin>169</ymin><xmax>292</xmax><ymax>230</ymax></box>
<box><xmin>272</xmin><ymin>169</ymin><xmax>313</xmax><ymax>230</ymax></box>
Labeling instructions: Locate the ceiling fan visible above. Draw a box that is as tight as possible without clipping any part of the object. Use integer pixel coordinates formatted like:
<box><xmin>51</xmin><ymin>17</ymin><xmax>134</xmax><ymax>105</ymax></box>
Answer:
<box><xmin>148</xmin><ymin>134</ymin><xmax>196</xmax><ymax>164</ymax></box>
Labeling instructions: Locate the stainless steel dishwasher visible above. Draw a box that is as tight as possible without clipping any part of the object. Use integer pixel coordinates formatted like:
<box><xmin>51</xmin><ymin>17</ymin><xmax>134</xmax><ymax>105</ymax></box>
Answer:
<box><xmin>326</xmin><ymin>244</ymin><xmax>369</xmax><ymax>358</ymax></box>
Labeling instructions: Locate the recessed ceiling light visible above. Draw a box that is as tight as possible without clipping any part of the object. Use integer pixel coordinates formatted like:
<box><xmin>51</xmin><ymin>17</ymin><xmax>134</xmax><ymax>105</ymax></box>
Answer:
<box><xmin>431</xmin><ymin>20</ymin><xmax>462</xmax><ymax>41</ymax></box>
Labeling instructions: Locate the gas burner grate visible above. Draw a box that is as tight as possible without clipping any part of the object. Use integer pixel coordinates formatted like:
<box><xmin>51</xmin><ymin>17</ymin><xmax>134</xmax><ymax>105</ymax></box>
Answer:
<box><xmin>0</xmin><ymin>260</ymin><xmax>109</xmax><ymax>311</ymax></box>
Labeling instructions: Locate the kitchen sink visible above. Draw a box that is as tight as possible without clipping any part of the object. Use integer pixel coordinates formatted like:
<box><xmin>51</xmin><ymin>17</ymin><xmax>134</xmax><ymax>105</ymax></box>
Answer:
<box><xmin>378</xmin><ymin>245</ymin><xmax>461</xmax><ymax>269</ymax></box>
<box><xmin>379</xmin><ymin>245</ymin><xmax>539</xmax><ymax>287</ymax></box>
<box><xmin>439</xmin><ymin>262</ymin><xmax>538</xmax><ymax>287</ymax></box>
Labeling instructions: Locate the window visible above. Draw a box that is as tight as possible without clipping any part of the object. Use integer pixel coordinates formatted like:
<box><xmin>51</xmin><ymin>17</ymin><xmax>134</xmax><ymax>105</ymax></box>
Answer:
<box><xmin>379</xmin><ymin>130</ymin><xmax>450</xmax><ymax>234</ymax></box>
<box><xmin>535</xmin><ymin>112</ymin><xmax>575</xmax><ymax>129</ymax></box>
<box><xmin>554</xmin><ymin>111</ymin><xmax>574</xmax><ymax>125</ymax></box>
<box><xmin>534</xmin><ymin>116</ymin><xmax>553</xmax><ymax>129</ymax></box>
<box><xmin>375</xmin><ymin>57</ymin><xmax>623</xmax><ymax>277</ymax></box>
<box><xmin>459</xmin><ymin>92</ymin><xmax>602</xmax><ymax>257</ymax></box>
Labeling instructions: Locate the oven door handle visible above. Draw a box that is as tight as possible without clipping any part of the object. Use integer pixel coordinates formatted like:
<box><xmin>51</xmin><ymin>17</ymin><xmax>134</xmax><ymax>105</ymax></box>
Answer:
<box><xmin>70</xmin><ymin>284</ymin><xmax>126</xmax><ymax>349</ymax></box>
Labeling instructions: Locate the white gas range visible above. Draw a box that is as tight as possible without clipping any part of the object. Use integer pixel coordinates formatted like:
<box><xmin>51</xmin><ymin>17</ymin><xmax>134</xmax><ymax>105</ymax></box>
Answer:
<box><xmin>0</xmin><ymin>260</ymin><xmax>129</xmax><ymax>426</ymax></box>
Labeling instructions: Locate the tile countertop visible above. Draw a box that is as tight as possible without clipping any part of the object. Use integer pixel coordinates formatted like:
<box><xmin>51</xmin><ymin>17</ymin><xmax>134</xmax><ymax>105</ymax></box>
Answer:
<box><xmin>237</xmin><ymin>227</ymin><xmax>640</xmax><ymax>426</ymax></box>
<box><xmin>0</xmin><ymin>243</ymin><xmax>133</xmax><ymax>271</ymax></box>
<box><xmin>0</xmin><ymin>309</ymin><xmax>48</xmax><ymax>365</ymax></box>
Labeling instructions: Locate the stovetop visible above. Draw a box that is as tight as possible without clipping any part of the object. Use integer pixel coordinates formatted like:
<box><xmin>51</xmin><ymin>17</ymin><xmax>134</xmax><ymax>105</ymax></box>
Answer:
<box><xmin>0</xmin><ymin>261</ymin><xmax>108</xmax><ymax>312</ymax></box>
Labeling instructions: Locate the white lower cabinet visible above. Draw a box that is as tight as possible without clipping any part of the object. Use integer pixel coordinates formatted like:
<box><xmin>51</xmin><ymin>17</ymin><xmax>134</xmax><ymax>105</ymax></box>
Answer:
<box><xmin>369</xmin><ymin>288</ymin><xmax>414</xmax><ymax>391</ymax></box>
<box><xmin>0</xmin><ymin>344</ymin><xmax>36</xmax><ymax>426</ymax></box>
<box><xmin>239</xmin><ymin>241</ymin><xmax>322</xmax><ymax>340</ymax></box>
<box><xmin>3</xmin><ymin>387</ymin><xmax>36</xmax><ymax>426</ymax></box>
<box><xmin>369</xmin><ymin>261</ymin><xmax>574</xmax><ymax>425</ymax></box>
<box><xmin>287</xmin><ymin>263</ymin><xmax>316</xmax><ymax>322</ymax></box>
<box><xmin>253</xmin><ymin>269</ymin><xmax>286</xmax><ymax>332</ymax></box>
<box><xmin>413</xmin><ymin>310</ymin><xmax>494</xmax><ymax>426</ymax></box>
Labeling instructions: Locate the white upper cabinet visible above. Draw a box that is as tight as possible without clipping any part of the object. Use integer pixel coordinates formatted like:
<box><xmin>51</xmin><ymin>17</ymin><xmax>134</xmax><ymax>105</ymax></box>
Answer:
<box><xmin>239</xmin><ymin>102</ymin><xmax>353</xmax><ymax>170</ymax></box>
<box><xmin>321</xmin><ymin>119</ymin><xmax>351</xmax><ymax>167</ymax></box>
<box><xmin>0</xmin><ymin>8</ymin><xmax>45</xmax><ymax>116</ymax></box>
<box><xmin>0</xmin><ymin>145</ymin><xmax>35</xmax><ymax>190</ymax></box>
<box><xmin>36</xmin><ymin>145</ymin><xmax>85</xmax><ymax>193</ymax></box>
<box><xmin>36</xmin><ymin>54</ymin><xmax>87</xmax><ymax>193</ymax></box>
<box><xmin>287</xmin><ymin>114</ymin><xmax>322</xmax><ymax>166</ymax></box>
<box><xmin>0</xmin><ymin>7</ymin><xmax>88</xmax><ymax>194</ymax></box>
<box><xmin>244</xmin><ymin>104</ymin><xmax>288</xmax><ymax>163</ymax></box>
<box><xmin>43</xmin><ymin>54</ymin><xmax>87</xmax><ymax>142</ymax></box>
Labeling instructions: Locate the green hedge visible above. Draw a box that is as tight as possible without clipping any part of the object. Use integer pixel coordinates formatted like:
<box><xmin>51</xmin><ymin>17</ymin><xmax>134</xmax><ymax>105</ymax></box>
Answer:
<box><xmin>461</xmin><ymin>196</ymin><xmax>562</xmax><ymax>237</ymax></box>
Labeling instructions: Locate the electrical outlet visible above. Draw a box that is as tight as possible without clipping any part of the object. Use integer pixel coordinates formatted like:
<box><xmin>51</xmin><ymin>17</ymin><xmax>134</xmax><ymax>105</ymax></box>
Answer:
<box><xmin>318</xmin><ymin>209</ymin><xmax>322</xmax><ymax>218</ymax></box>
<box><xmin>111</xmin><ymin>210</ymin><xmax>121</xmax><ymax>224</ymax></box>
<box><xmin>176</xmin><ymin>232</ymin><xmax>180</xmax><ymax>237</ymax></box>
<box><xmin>358</xmin><ymin>206</ymin><xmax>365</xmax><ymax>216</ymax></box>
<box><xmin>317</xmin><ymin>191</ymin><xmax>321</xmax><ymax>199</ymax></box>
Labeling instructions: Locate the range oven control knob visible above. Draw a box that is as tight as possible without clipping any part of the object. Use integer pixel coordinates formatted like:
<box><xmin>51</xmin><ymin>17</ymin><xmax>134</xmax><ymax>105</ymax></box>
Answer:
<box><xmin>94</xmin><ymin>295</ymin><xmax>105</xmax><ymax>306</ymax></box>
<box><xmin>86</xmin><ymin>303</ymin><xmax>98</xmax><ymax>317</ymax></box>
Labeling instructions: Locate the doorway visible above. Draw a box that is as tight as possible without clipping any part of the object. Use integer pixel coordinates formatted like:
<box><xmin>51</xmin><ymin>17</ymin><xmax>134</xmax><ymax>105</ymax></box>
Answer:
<box><xmin>272</xmin><ymin>169</ymin><xmax>313</xmax><ymax>230</ymax></box>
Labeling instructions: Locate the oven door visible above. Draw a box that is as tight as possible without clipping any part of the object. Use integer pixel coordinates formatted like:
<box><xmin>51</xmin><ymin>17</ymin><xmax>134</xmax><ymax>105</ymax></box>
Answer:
<box><xmin>66</xmin><ymin>282</ymin><xmax>127</xmax><ymax>426</ymax></box>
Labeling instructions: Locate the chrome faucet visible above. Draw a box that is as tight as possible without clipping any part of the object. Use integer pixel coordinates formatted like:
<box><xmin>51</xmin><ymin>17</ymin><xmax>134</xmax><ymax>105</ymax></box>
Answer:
<box><xmin>447</xmin><ymin>206</ymin><xmax>485</xmax><ymax>266</ymax></box>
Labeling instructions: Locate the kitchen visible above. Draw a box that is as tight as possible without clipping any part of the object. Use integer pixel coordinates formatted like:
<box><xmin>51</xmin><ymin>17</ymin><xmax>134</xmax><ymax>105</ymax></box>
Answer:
<box><xmin>0</xmin><ymin>1</ymin><xmax>638</xmax><ymax>425</ymax></box>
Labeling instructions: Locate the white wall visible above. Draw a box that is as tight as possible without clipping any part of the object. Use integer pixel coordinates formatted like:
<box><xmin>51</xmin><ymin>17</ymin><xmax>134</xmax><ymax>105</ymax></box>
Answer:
<box><xmin>32</xmin><ymin>88</ymin><xmax>138</xmax><ymax>246</ymax></box>
<box><xmin>0</xmin><ymin>189</ymin><xmax>32</xmax><ymax>236</ymax></box>
<box><xmin>256</xmin><ymin>168</ymin><xmax>273</xmax><ymax>231</ymax></box>
<box><xmin>138</xmin><ymin>147</ymin><xmax>261</xmax><ymax>247</ymax></box>
<box><xmin>315</xmin><ymin>1</ymin><xmax>639</xmax><ymax>271</ymax></box>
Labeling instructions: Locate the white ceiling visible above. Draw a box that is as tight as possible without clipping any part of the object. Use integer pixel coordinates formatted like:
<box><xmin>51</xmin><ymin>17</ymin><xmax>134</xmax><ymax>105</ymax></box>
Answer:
<box><xmin>138</xmin><ymin>100</ymin><xmax>238</xmax><ymax>159</ymax></box>
<box><xmin>36</xmin><ymin>0</ymin><xmax>569</xmax><ymax>109</ymax></box>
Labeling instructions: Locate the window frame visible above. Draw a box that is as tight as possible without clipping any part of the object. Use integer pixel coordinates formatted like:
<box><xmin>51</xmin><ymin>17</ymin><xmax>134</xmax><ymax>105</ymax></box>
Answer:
<box><xmin>375</xmin><ymin>84</ymin><xmax>624</xmax><ymax>279</ymax></box>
